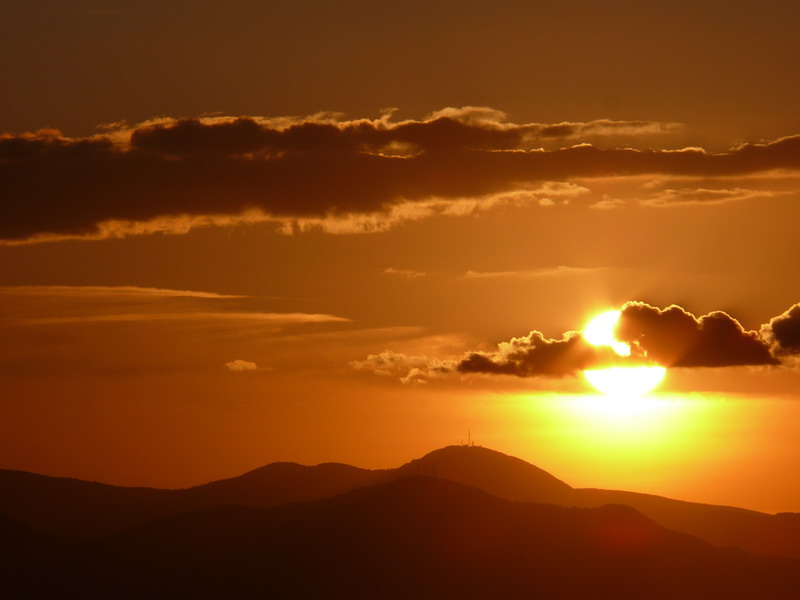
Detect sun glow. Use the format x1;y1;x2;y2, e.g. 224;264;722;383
583;366;666;398
583;310;666;397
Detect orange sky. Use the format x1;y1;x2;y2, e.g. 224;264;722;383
2;0;800;514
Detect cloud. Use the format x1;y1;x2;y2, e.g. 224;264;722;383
7;109;797;244
224;359;259;372
350;350;455;384
0;286;349;334
641;187;778;207
353;330;623;383
455;331;616;378
0;285;244;299
616;302;777;367
538;118;683;139
460;266;597;280
0;284;353;377
383;267;426;279
762;304;800;355
355;301;800;383
276;183;588;235
13;312;349;326
589;195;627;210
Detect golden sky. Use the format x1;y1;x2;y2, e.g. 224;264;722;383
2;0;800;514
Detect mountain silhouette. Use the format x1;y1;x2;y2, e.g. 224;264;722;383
0;461;377;536
2;445;799;560
394;445;573;503
5;477;800;599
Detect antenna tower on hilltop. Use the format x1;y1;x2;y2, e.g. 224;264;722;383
462;426;476;447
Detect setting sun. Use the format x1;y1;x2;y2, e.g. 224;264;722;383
583;310;631;356
583;366;667;398
583;310;666;397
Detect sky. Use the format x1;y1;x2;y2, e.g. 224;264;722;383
2;0;800;513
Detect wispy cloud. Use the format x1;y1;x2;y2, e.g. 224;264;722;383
461;266;599;279
351;350;456;384
275;183;589;235
589;196;627;210
0;285;245;299
640;188;780;207
0;285;349;331
13;312;349;326
383;267;427;279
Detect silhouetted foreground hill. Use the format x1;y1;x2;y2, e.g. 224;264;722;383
2;446;800;559
5;477;800;599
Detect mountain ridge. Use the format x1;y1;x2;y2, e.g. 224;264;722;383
2;444;799;558
4;476;800;599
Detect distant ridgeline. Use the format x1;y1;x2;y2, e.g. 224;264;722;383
1;446;799;599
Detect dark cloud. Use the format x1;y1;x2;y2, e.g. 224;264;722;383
1;110;799;243
455;331;617;378
351;332;619;383
0;129;113;161
130;118;275;157
617;302;777;368
762;304;800;355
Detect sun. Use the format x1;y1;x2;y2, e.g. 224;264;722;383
583;310;630;356
582;310;666;397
